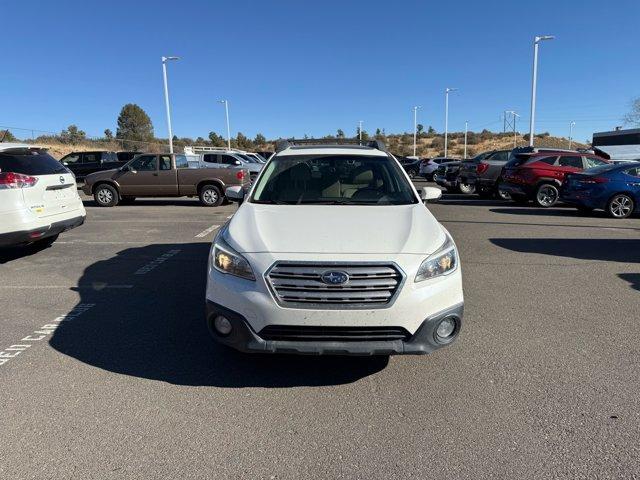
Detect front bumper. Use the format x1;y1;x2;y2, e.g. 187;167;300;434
206;300;464;355
0;215;85;247
434;175;458;188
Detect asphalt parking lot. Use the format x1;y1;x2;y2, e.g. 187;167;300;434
1;184;639;479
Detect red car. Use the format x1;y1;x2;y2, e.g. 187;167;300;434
500;151;609;207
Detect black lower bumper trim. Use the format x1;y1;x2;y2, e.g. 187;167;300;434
0;215;85;247
206;301;464;356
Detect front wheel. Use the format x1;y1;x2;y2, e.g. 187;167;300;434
407;169;418;179
94;184;119;207
534;183;559;208
607;194;634;218
199;184;223;207
459;182;475;195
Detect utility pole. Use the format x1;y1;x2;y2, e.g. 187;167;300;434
506;111;520;147
412;106;421;157
464;121;468;159
358;120;363;142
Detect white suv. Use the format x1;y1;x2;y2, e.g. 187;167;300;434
0;144;86;248
206;140;463;355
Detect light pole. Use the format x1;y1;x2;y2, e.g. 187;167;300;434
463;121;468;159
218;100;231;150
358;120;363;142
528;35;554;147
569;121;576;149
413;106;421;157
161;56;180;153
444;88;457;157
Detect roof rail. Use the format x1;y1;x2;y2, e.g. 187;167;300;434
275;138;386;153
184;145;248;154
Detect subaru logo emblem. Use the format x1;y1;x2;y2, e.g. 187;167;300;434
59;176;65;184
321;271;349;285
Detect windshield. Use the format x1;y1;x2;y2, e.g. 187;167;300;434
250;154;419;205
237;154;256;163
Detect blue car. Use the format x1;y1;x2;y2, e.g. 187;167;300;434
561;162;640;218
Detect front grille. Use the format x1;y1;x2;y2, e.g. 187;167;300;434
266;262;404;309
259;325;410;342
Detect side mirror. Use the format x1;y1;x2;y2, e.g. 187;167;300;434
225;185;245;203
420;186;442;203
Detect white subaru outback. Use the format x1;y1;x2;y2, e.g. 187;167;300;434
206;140;463;355
0;144;86;248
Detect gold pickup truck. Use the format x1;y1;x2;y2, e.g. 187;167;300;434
82;153;250;207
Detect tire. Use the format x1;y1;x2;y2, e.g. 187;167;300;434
199;184;223;207
606;194;634;219
534;183;559;208
407;169;418;179
94;184;119;207
459;182;475;195
511;194;529;204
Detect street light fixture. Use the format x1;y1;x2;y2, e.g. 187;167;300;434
569;121;576;149
444;88;457;157
358;120;364;142
412;106;422;157
161;56;180;154
463;120;468;159
528;35;555;147
218;100;231;150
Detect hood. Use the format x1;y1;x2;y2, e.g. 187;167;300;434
85;168;120;182
225;203;445;255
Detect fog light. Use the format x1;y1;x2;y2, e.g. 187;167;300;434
213;315;233;336
435;317;457;342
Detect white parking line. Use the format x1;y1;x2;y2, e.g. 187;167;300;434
0;303;95;368
134;249;181;275
57;241;152;245
195;225;220;238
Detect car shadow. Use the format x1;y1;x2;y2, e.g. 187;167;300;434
48;242;388;388
0;242;52;264
82;199;205;208
618;273;640;292
490;207;605;218
490;238;640;263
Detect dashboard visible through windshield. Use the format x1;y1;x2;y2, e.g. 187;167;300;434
250;154;419;205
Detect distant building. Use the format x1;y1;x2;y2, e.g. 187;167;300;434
592;128;640;163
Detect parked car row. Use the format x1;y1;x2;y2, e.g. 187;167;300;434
414;147;640;219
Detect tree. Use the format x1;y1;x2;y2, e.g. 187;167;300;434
427;126;436;135
1;129;16;142
104;128;113;140
624;97;640;126
60;125;86;144
116;103;154;150
254;133;266;145
235;132;252;149
208;131;226;147
336;129;345;138
417;124;424;135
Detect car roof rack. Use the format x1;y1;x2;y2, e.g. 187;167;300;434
184;145;250;155
275;138;387;153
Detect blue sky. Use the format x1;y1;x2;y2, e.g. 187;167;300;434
2;0;639;144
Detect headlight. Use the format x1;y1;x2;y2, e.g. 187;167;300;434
415;232;458;282
212;235;255;281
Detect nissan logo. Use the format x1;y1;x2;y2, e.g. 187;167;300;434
321;271;349;285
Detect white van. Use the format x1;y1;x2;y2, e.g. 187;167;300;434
0;144;86;248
